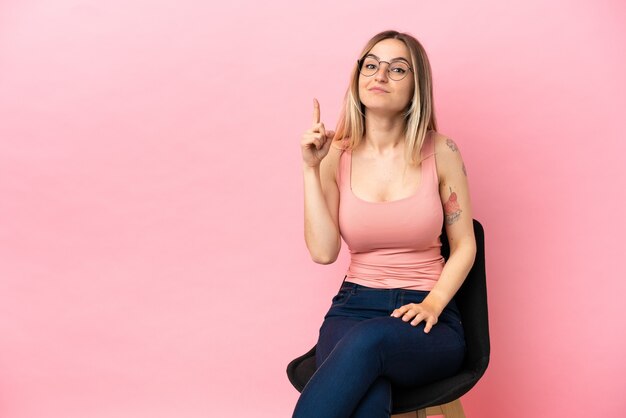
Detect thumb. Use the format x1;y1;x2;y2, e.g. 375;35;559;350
326;130;336;139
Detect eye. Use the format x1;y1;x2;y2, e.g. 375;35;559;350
365;64;377;70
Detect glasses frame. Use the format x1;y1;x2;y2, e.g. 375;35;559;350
357;57;414;81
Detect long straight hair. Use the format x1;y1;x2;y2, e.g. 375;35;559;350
333;30;438;167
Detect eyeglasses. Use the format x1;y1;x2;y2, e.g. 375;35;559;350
357;56;413;81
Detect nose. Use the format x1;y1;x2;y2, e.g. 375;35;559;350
374;62;390;82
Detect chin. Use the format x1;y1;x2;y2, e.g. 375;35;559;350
363;103;405;114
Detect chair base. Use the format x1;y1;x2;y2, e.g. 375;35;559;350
392;399;466;418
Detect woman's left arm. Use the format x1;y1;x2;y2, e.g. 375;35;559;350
391;135;477;332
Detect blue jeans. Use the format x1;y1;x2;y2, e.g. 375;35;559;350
292;276;466;418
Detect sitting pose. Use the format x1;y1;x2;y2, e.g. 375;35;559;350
293;29;477;418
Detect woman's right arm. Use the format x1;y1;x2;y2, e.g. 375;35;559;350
302;152;341;264
301;99;341;264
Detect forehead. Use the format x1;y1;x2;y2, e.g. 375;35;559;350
367;39;410;61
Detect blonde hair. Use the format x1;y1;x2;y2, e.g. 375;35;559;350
333;30;438;167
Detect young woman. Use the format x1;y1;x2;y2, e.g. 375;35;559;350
293;30;477;418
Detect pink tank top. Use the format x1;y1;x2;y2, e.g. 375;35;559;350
337;132;445;291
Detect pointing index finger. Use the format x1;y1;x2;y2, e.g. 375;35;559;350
313;98;320;125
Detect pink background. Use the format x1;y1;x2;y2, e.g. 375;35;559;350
1;1;625;417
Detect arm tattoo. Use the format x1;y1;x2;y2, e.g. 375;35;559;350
446;138;458;152
443;186;462;225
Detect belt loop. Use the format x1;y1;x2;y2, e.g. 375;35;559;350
396;288;404;308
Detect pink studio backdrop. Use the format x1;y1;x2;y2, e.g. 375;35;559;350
1;1;625;417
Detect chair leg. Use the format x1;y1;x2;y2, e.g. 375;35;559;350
425;405;443;416
391;399;464;418
439;399;466;418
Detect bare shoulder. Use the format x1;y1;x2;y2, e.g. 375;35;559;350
432;131;463;157
432;131;466;184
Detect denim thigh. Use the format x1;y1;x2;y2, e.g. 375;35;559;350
316;279;466;369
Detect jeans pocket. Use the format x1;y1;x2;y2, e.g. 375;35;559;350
330;289;351;307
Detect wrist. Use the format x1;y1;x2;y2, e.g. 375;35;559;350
423;291;447;316
302;163;320;173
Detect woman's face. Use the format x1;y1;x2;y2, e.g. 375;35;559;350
358;39;415;115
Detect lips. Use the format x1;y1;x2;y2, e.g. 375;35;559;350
369;87;388;93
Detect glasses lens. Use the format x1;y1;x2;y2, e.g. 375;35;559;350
389;62;410;81
360;57;379;77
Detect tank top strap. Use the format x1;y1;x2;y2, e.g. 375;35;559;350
336;142;349;189
422;131;436;160
420;131;438;190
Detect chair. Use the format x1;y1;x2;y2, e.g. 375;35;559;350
287;219;489;417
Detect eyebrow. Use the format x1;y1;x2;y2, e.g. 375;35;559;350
365;53;410;65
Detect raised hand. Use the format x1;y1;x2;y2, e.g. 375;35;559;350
301;98;335;168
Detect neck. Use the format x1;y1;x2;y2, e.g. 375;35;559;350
362;110;406;155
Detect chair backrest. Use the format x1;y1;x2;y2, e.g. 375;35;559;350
440;219;490;376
